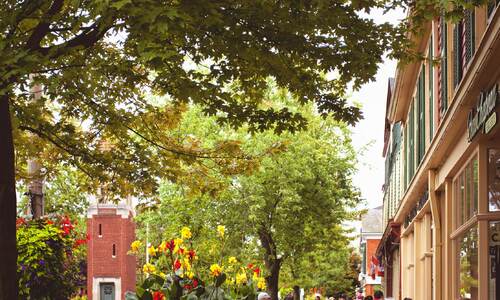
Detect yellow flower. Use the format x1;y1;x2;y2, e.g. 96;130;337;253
148;245;157;257
228;256;238;264
217;225;225;238
158;241;167;252
210;264;223;277
183;257;192;271
130;240;142;253
257;277;266;290
160;272;167;279
186;271;194;279
181;227;192;239
143;263;156;274
173;238;184;254
253;272;259;281
236;272;247;285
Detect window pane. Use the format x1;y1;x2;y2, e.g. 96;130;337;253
458;225;479;300
466;164;471;221
461;173;465;225
489;149;500;211
489;221;500;300
473;158;478;215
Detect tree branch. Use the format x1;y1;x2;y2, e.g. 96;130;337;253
26;0;64;50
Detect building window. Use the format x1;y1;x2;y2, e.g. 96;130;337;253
112;244;116;257
488;149;500;211
99;224;102;237
454;156;479;227
458;225;479;300
490;221;500;300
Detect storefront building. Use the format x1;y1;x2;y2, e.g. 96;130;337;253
377;2;500;299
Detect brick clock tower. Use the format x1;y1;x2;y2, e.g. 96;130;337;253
87;202;136;300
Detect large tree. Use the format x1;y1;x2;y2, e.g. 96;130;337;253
135;100;361;300
226;116;360;300
0;1;403;297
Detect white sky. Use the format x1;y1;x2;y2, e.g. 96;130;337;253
350;8;406;209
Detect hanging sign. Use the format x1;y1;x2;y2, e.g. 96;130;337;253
468;84;498;141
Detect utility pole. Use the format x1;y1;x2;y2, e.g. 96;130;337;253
27;79;44;219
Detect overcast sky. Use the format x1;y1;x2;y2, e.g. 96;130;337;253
350;8;406;209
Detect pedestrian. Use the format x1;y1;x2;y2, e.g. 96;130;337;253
403;298;412;300
373;291;384;300
364;296;373;300
258;292;272;300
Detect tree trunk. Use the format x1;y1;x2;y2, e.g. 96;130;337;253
0;92;19;299
259;227;282;300
293;285;300;300
266;258;281;300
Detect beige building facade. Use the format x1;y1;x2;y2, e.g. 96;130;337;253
377;2;500;299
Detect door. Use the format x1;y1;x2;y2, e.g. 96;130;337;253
100;283;115;300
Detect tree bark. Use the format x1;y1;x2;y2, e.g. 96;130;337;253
293;285;301;300
0;92;18;299
266;258;281;300
259;227;282;300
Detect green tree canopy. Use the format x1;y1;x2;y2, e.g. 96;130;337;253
136;94;362;300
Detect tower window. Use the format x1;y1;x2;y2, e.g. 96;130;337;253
98;224;102;237
112;244;116;257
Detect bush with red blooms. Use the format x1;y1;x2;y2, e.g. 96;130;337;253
17;216;88;299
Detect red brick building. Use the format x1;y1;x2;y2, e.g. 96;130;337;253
87;203;136;300
358;206;383;297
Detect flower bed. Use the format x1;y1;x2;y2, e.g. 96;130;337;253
127;226;266;300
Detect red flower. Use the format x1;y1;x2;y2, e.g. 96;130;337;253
46;220;54;225
247;263;254;269
174;259;182;271
188;250;196;260
74;239;87;248
60;216;74;235
178;247;185;255
86;233;91;241
193;279;199;288
184;284;193;290
153;291;165;300
16;218;26;227
167;239;175;251
253;267;261;276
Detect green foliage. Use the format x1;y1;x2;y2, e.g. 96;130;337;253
16;216;87;299
0;0;409;202
136;90;362;297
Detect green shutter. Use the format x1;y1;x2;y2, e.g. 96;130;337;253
453;23;463;88
404;125;408;189
440;17;448;116
464;9;475;66
429;37;434;138
409;101;415;180
418;67;426;164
